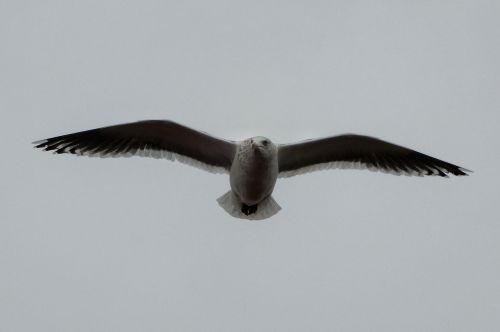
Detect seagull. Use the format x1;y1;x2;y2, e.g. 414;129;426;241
34;120;470;220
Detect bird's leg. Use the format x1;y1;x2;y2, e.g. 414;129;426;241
241;203;258;216
241;204;250;215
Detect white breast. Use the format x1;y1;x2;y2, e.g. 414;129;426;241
229;141;278;205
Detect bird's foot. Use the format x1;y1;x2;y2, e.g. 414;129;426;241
241;203;258;216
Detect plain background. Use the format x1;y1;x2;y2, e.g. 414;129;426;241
1;1;499;331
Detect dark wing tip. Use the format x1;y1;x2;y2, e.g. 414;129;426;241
33;139;47;148
440;165;471;177
456;167;472;176
33;140;54;151
32;135;81;154
32;138;56;150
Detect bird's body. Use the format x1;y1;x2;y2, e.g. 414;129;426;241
230;137;278;206
34;120;470;220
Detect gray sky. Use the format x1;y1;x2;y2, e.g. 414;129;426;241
1;0;499;331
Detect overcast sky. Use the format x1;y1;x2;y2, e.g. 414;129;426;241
1;0;499;331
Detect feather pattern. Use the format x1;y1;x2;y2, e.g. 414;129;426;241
34;120;237;174
278;134;469;178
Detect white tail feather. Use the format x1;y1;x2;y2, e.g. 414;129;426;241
216;191;281;220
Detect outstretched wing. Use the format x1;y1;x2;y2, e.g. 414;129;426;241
34;120;237;173
278;134;470;178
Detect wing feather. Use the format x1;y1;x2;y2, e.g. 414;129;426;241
34;120;237;173
278;134;469;178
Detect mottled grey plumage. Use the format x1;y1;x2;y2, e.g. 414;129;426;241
34;120;470;220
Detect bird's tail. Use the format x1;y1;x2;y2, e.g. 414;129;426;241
216;190;281;220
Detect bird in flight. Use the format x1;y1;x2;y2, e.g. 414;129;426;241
34;120;470;220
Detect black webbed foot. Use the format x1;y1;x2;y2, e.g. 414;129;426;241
241;203;258;216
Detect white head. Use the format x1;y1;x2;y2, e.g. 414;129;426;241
248;136;276;157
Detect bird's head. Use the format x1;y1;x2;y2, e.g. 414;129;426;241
249;136;276;157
